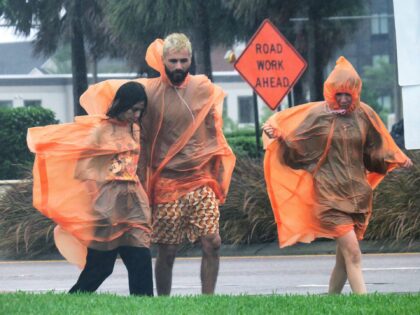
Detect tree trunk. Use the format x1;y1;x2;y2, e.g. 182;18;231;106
193;0;213;81
70;0;88;116
307;4;326;101
292;23;308;105
313;47;325;102
293;80;306;105
92;54;98;83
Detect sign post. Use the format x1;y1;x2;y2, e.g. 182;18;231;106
234;19;307;155
252;91;261;156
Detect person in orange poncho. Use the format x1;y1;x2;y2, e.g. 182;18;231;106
69;33;235;295
262;56;412;294
139;33;235;295
27;82;153;296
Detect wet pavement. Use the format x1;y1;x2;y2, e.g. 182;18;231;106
1;253;419;296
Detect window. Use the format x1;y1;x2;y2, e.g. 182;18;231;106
371;14;388;35
0;100;13;108
378;95;392;111
372;54;389;66
238;96;254;123
24;100;42;107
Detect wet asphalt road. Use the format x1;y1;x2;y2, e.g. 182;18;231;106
1;253;419;296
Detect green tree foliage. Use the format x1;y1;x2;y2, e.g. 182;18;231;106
0;107;57;179
81;1;124;82
104;0;241;78
362;60;396;122
0;0;88;115
41;44;72;74
304;0;364;101
0;0;120;113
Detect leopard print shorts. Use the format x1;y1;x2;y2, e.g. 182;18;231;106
151;186;219;244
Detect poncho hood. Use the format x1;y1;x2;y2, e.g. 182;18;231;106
323;56;362;112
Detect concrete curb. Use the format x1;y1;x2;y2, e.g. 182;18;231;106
175;240;420;258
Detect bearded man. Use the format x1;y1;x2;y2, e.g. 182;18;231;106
137;33;235;295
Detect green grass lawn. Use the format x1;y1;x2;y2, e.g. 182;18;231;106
1;292;419;315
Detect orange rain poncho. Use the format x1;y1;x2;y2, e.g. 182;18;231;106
27;83;151;268
137;39;236;205
264;57;409;248
78;41;235;205
72;40;236;207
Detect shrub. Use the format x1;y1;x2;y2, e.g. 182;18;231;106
220;157;276;244
220;151;420;245
226;136;262;158
0;176;56;258
0;107;57;179
225;129;257;138
225;129;263;158
365;150;420;243
1;152;418;258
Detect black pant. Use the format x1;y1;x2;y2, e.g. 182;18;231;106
69;246;153;296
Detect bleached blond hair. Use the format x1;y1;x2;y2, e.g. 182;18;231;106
163;33;192;57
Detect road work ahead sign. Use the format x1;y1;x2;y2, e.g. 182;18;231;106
234;19;307;110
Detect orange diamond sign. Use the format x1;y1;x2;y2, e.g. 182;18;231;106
234;19;307;110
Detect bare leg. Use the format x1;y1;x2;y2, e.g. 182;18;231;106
336;230;367;294
328;244;347;294
154;244;179;296
200;233;221;294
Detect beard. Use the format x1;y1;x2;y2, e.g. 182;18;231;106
165;66;189;85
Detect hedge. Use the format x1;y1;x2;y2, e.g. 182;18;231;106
225;129;262;158
0;107;57;179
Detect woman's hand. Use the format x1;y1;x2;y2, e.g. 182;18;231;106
262;122;280;139
84;179;98;196
401;157;413;168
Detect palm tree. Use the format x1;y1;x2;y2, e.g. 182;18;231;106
82;1;121;83
304;0;364;101
0;0;116;116
105;0;240;80
67;0;88;114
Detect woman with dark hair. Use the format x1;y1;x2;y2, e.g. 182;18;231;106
28;81;153;296
106;81;148;123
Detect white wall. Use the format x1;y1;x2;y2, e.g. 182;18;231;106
218;81;255;124
217;79;287;127
0;73;287;125
0;84;72;122
393;0;420;150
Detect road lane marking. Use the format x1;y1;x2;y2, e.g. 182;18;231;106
297;284;329;287
363;267;420;271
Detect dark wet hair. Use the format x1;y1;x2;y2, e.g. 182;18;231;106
106;81;147;122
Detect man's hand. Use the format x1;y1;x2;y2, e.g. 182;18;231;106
262;122;280;139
